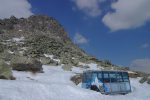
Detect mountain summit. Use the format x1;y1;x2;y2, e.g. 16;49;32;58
0;15;98;72
0;15;89;55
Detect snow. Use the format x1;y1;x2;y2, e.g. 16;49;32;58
0;37;25;46
44;54;60;63
18;29;22;32
12;37;24;42
128;71;138;74
21;47;28;51
88;63;100;70
18;51;23;54
79;62;103;70
78;62;87;66
72;66;84;73
44;54;54;59
72;63;101;73
5;61;10;65
0;64;150;100
7;50;14;54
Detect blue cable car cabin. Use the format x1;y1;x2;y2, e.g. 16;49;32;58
82;70;131;94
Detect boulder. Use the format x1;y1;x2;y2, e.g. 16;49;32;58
40;57;51;65
62;64;72;71
10;56;43;72
71;74;82;85
48;59;59;66
147;78;150;84
0;60;13;79
40;57;59;66
139;76;148;84
128;71;139;78
60;57;70;65
71;59;79;66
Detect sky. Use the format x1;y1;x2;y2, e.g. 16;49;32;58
0;0;150;73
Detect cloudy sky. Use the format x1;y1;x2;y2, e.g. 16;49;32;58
0;0;150;73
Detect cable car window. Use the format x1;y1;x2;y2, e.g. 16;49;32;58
109;73;116;78
122;72;129;82
109;73;117;82
98;72;103;82
122;72;128;79
82;73;86;82
103;78;110;83
104;73;109;78
117;78;123;82
92;73;97;77
86;73;92;82
103;72;110;82
98;73;102;78
116;72;123;82
116;72;122;78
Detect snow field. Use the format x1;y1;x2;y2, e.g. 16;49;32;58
0;64;149;100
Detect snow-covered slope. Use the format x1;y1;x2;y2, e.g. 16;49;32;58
0;65;150;100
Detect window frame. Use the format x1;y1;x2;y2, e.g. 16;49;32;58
109;72;117;83
103;71;110;83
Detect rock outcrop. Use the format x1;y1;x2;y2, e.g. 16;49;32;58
0;60;13;79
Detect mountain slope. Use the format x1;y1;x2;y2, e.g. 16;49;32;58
0;15;92;67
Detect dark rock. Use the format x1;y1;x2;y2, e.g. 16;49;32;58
128;72;139;78
147;78;150;84
0;43;5;53
40;57;51;65
71;74;82;85
139;76;148;84
11;56;43;72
